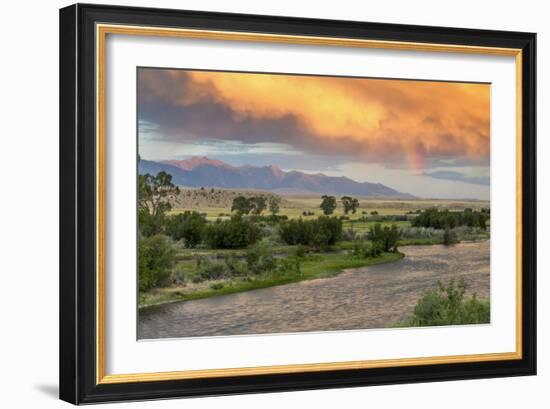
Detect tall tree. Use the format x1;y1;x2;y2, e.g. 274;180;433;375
138;171;179;217
250;196;267;215
341;196;359;215
268;195;281;215
231;196;252;215
320;195;337;215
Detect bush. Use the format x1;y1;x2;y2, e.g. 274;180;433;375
204;216;262;249
194;257;227;282
278;216;342;247
245;243;276;274
246;214;288;224
352;241;383;258
400;227;444;240
221;254;248;277
277;256;302;276
165;211;206;248
368;223;401;252
443;227;459;246
342;228;359;241
293;245;306;258
402;279;490;327
138;209;166;237
138;235;176;291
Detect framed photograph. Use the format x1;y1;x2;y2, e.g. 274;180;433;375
59;3;536;404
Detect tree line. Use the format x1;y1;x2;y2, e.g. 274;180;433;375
411;208;489;229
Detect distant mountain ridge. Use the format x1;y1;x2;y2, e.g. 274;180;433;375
139;156;414;198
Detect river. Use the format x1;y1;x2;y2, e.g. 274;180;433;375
138;241;490;339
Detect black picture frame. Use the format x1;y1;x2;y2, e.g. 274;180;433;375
59;3;536;405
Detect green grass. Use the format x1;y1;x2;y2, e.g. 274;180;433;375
342;219;411;233
139;251;404;308
398;237;444;246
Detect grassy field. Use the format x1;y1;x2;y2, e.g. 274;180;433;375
169;190;489;221
140;189;489;308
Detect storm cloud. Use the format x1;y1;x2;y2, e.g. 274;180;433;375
137;68;490;169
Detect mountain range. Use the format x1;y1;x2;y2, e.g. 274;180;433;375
139;156;414;198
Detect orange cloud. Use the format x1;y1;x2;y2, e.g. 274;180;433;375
143;69;490;169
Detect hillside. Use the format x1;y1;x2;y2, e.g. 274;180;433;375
171;188;288;210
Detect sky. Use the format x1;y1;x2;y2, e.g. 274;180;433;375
137;68;490;200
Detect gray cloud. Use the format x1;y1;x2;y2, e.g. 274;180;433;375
422;170;490;186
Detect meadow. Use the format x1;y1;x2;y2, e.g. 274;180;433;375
140;186;490;309
170;189;489;220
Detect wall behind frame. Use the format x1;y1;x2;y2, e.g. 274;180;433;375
0;0;546;408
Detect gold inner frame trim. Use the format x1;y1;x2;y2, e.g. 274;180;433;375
96;23;523;385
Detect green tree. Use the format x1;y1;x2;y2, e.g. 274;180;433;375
320;195;337;215
231;196;252;215
165;211;206;248
138;171;179;237
138;171;179;217
341;196;359;215
268;195;281;215
139;208;166;237
278;216;342;247
204;216;262;249
411;207;489;229
250;196;267;215
138;235;176;291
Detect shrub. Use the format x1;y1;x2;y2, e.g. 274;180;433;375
293;245;306;258
352;241;383;258
194;257;227;282
342;228;359;241
138;208;166;237
443;227;459;246
165;211;206;248
368;223;401;252
402;279;490;327
204;216;262;249
277;256;302;276
138;235;176;291
400;227;443;240
245;243;276;274
278;216;342;247
223;254;248;277
247;214;288;224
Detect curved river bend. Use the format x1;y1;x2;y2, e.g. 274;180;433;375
138;241;489;339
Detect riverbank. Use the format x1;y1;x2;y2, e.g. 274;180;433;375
138;241;490;339
139;251;404;308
